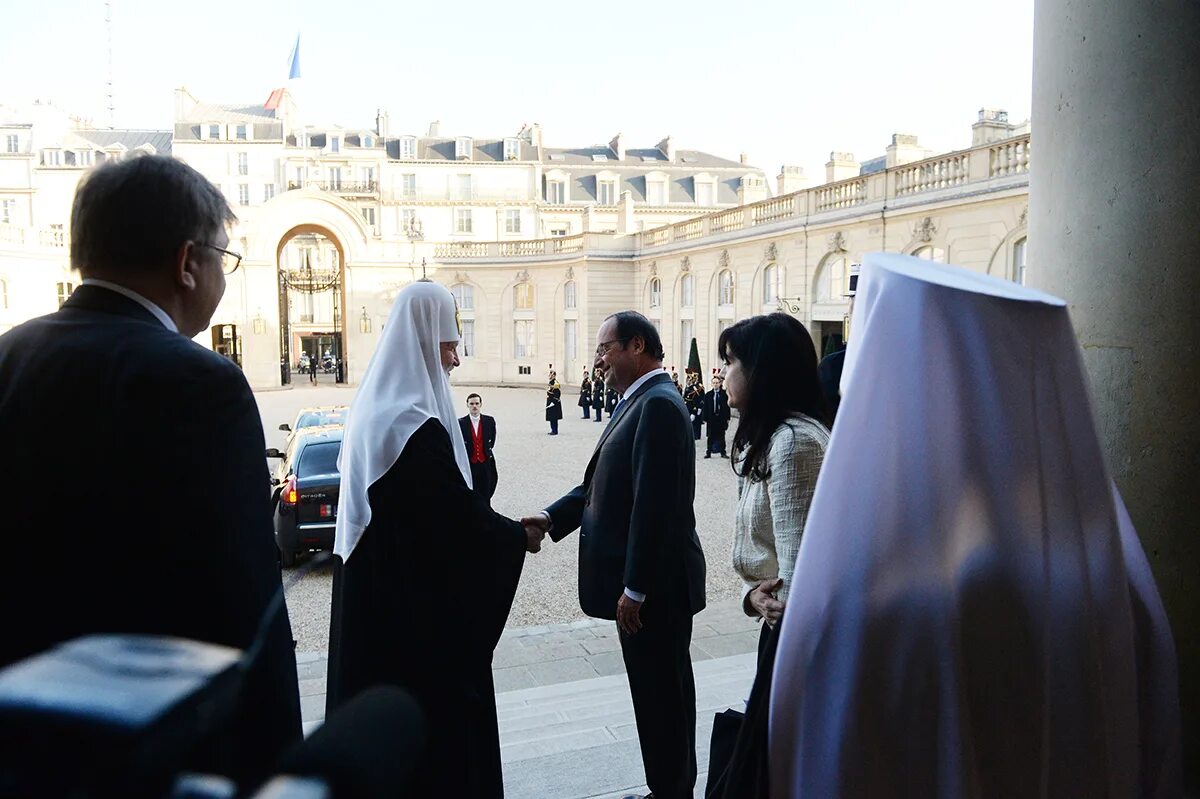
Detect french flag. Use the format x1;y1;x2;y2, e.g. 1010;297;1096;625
265;33;301;109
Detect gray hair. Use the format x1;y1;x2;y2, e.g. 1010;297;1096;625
70;155;236;277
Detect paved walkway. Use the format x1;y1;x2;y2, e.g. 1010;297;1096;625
296;598;762;799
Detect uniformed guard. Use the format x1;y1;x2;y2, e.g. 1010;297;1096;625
579;369;593;419
546;378;563;435
591;368;606;422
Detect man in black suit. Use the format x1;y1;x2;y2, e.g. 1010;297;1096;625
702;375;732;458
458;392;498;503
524;311;706;799
0;156;302;787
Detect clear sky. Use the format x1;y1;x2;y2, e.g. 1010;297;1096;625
1;0;1033;183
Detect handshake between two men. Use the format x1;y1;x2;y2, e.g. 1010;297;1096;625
515;510;646;636
520;512;550;554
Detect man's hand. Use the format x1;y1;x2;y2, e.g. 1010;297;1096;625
616;593;644;635
524;524;545;553
746;578;785;627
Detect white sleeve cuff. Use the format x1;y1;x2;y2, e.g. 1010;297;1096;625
623;588;646;602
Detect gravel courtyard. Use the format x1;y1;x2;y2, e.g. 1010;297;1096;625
255;382;743;652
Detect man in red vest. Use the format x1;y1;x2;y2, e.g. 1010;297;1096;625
458;392;499;503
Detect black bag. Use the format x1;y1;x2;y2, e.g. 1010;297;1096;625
704;622;778;799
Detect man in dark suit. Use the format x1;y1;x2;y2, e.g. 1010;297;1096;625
524;311;706;799
458;392;498;503
702;375;732;458
0;156;302;787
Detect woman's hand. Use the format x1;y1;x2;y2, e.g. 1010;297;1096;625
746;578;785;626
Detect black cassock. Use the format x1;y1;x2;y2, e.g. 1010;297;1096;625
326;418;526;797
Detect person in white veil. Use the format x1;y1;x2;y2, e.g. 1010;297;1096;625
326;281;542;798
769;252;1180;798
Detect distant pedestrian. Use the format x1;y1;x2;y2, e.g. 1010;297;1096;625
702;376;731;458
308;352;318;384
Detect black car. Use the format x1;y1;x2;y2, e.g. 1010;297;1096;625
266;425;343;567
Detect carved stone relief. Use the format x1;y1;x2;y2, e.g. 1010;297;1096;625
680;256;691;273
913;217;937;243
827;231;846;253
765;242;778;261
719;250;730;270
516;269;531;283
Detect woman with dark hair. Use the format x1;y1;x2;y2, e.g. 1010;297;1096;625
705;312;830;798
718;312;829;632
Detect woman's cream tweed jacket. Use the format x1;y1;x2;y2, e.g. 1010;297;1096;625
732;413;830;606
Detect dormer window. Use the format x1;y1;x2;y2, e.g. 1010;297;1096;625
400;136;417;159
455;137;472;160
235;124;248;141
646;180;666;205
77;150;94;167
503;138;519;160
547;179;566;204
208;124;221;140
363;135;374;148
694;176;715;206
597;179;616;206
5;135;18;153
330;136;340;154
42;149;61;167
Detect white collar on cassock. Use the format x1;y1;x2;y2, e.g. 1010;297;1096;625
334;281;470;562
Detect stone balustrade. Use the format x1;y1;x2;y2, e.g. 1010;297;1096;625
674;219;704;242
990;135;1031;177
896;152;971;195
710;208;744;234
429;132;1032;261
0;224;67;249
815;177;868;212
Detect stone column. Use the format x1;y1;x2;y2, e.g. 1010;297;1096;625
1030;0;1200;786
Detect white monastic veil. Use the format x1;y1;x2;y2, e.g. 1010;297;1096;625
770;253;1180;797
334;281;471;562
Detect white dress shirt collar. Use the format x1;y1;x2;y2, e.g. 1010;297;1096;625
620;367;669;401
470;414;481;431
81;278;179;333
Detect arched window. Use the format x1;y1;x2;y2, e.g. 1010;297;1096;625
563;280;577;310
815;255;846;303
718;270;734;306
649;278;662;308
1013;237;1027;285
451;283;473;310
762;264;779;306
912;245;946;262
680;274;694;308
514;282;534;310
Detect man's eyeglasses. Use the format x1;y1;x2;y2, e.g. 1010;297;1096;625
199;242;243;275
594;337;630;359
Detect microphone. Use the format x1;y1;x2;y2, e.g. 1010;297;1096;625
271;687;426;799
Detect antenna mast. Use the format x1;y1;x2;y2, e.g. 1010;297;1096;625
105;1;115;128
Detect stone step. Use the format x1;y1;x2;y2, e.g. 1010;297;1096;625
498;652;756;799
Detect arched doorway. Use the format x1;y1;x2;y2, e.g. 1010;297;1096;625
277;225;348;386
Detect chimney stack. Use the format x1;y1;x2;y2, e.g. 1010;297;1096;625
777;165;808;195
610;132;624;161
656;136;675;163
972;108;1015;146
825;152;859;182
885;134;928;167
427;120;441;137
